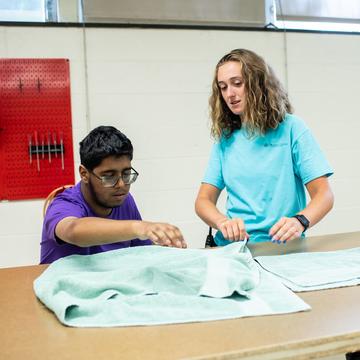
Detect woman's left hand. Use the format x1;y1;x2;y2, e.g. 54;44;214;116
269;217;304;244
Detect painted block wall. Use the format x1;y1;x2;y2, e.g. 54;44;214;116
0;26;359;268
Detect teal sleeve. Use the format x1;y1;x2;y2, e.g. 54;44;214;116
292;129;334;185
203;142;225;190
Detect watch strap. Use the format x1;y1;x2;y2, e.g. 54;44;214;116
292;214;310;232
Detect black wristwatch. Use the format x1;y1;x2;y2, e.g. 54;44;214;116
292;214;310;232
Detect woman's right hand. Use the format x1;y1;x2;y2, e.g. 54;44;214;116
215;217;249;242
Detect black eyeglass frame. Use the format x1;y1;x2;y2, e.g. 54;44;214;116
89;167;139;187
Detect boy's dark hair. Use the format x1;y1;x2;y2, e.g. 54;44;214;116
79;126;133;170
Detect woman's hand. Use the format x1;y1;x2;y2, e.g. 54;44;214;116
216;217;249;242
269;217;304;244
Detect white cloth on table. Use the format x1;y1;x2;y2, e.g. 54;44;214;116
255;247;360;291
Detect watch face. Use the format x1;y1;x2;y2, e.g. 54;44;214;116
302;215;310;226
295;215;309;230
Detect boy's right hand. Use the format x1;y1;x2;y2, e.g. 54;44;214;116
138;221;187;249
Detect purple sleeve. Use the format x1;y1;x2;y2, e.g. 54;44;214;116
43;196;87;244
127;195;153;247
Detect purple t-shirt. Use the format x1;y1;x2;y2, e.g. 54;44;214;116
40;182;152;264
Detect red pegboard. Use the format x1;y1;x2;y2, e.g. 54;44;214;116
0;59;75;200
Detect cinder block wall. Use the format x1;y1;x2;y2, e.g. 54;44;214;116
0;26;359;267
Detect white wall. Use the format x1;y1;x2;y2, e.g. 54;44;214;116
0;26;359;268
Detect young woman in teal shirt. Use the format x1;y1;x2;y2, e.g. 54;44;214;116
195;49;334;245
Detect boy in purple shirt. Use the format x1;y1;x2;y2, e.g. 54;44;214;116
41;126;186;263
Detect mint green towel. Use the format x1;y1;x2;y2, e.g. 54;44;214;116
256;247;360;291
34;242;309;327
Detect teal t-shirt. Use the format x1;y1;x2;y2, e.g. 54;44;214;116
203;114;333;245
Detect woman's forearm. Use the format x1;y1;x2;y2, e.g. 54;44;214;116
195;197;227;229
302;177;334;228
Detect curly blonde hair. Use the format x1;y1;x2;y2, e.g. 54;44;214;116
209;49;293;139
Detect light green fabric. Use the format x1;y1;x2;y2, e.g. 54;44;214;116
34;242;309;327
255;247;360;291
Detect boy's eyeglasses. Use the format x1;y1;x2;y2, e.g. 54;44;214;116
90;167;139;187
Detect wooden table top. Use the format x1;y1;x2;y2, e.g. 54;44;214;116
1;231;359;360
